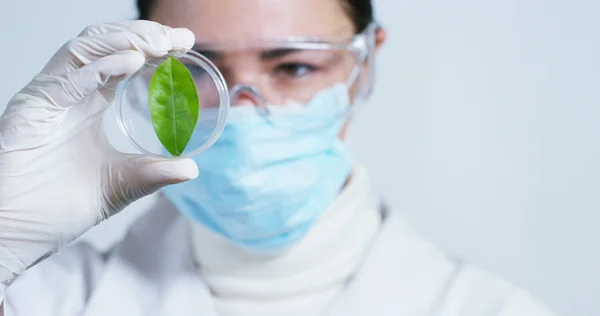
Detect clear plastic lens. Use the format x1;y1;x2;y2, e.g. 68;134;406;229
200;48;361;105
115;50;230;158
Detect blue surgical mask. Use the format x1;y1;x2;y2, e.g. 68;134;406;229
162;83;354;252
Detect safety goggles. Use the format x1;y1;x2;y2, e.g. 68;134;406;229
184;22;380;115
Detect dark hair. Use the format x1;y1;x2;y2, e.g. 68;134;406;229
137;0;374;33
341;0;374;33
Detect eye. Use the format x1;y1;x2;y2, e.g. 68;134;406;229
186;64;209;79
274;63;318;79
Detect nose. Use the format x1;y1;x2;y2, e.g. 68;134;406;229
229;84;270;114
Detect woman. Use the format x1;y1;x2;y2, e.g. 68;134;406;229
0;0;557;315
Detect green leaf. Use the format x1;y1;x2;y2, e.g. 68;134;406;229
148;56;200;157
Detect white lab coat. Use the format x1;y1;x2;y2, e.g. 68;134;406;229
4;195;556;316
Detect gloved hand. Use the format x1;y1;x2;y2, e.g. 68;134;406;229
0;21;199;290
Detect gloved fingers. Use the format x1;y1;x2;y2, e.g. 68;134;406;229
42;25;194;75
101;154;199;217
21;50;146;108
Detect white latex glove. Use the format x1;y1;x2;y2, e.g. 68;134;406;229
0;21;199;291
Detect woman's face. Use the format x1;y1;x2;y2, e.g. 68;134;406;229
150;0;384;137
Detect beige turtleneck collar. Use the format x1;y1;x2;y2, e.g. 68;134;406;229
187;165;382;316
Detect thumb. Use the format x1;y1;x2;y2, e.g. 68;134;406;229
103;154;199;217
136;156;199;187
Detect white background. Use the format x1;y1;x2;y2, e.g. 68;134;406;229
0;0;598;314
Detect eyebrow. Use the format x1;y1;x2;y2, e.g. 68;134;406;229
192;46;301;61
259;48;300;60
192;48;223;61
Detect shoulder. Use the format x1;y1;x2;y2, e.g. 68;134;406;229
436;262;558;316
374;209;558;315
5;242;110;316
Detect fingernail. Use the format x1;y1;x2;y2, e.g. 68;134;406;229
170;28;195;49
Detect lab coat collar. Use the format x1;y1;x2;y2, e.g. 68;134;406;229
326;202;459;316
81;196;457;316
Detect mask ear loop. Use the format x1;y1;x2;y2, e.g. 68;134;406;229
345;59;363;89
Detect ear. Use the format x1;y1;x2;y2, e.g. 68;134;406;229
374;27;387;53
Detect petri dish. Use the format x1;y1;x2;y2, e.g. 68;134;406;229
114;49;230;158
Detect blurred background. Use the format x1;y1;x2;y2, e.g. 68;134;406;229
0;0;598;314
